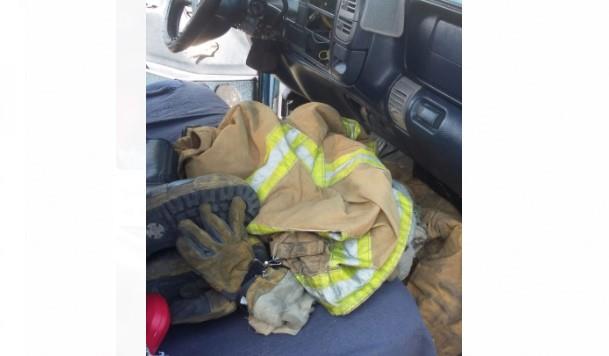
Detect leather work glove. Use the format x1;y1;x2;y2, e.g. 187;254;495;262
146;249;209;301
246;268;315;336
176;197;255;296
170;289;237;324
147;250;238;325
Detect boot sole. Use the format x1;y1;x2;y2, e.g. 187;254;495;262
146;174;259;257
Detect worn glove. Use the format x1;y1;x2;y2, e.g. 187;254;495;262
170;289;237;324
246;268;315;336
146;249;209;302
176;197;255;296
146;249;237;325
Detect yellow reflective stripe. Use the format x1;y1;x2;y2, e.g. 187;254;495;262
328;233;373;269
246;125;284;190
282;124;329;186
302;139;321;175
301;138;318;155
255;124;384;193
326;148;384;172
284;127;317;173
357;233;373;268
311;153;326;186
328;241;351;268
325;148;386;186
246;125;298;202
296;265;375;306
284;127;308;149
263;125;285;161
257;152;297;201
294;266;356;290
341;117;362;140
299;190;414;315
246;222;283;235
318;231;352;241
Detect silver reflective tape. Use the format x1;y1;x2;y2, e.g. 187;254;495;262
248;137;291;190
327;232;342;241
339;239;360;266
325;154;382;182
296;146;315;170
320;268;375;305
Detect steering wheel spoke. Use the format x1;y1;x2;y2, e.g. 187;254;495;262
162;0;245;53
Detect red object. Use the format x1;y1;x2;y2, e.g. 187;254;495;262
147;293;171;355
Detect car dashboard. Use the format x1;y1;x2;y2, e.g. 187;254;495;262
249;0;462;200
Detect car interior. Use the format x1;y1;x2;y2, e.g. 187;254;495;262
147;0;462;354
160;0;462;208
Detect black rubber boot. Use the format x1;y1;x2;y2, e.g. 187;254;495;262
146;174;260;257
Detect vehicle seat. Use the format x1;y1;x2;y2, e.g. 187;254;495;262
160;280;436;356
146;79;228;143
146;79;437;356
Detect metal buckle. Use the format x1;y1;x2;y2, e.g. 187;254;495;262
263;256;283;268
259;256;283;277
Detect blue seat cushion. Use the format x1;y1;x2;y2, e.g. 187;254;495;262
146;79;228;143
159;280;436;356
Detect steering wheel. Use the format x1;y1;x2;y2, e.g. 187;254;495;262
162;0;246;53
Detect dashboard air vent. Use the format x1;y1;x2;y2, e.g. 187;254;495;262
335;17;355;42
338;18;353;36
344;0;356;14
338;0;358;20
388;77;421;134
388;89;407;115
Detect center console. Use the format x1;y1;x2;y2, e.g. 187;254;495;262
237;0;461;200
283;0;371;84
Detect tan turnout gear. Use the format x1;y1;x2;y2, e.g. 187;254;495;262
407;209;462;356
175;101;416;315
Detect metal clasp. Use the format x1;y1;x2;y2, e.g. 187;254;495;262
263;256;283;268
